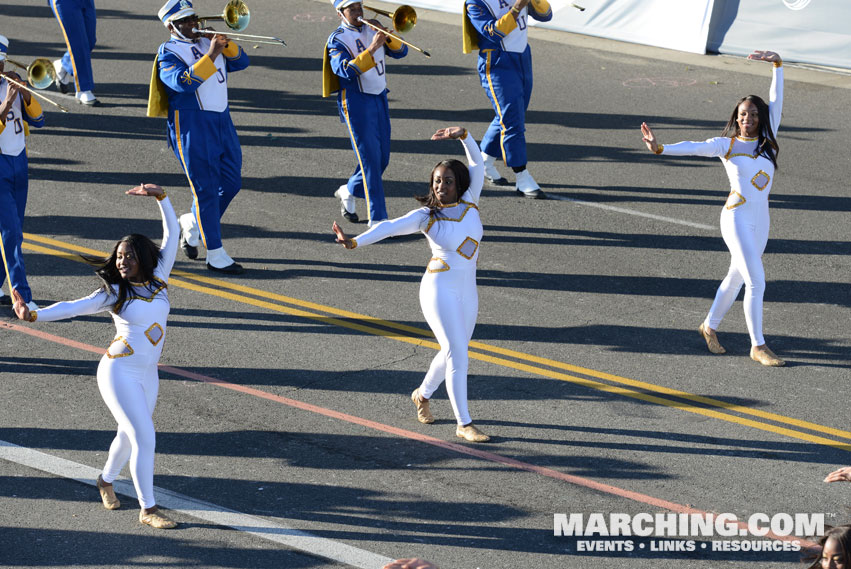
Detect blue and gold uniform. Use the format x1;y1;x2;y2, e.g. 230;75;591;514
463;0;551;172
0;36;45;305
323;0;407;225
150;0;249;270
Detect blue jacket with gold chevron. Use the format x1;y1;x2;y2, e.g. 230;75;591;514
324;20;407;97
156;36;249;113
464;0;552;54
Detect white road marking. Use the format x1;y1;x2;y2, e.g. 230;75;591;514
0;439;393;569
548;193;717;231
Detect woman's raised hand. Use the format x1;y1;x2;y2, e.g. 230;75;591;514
11;289;30;322
431;127;466;141
824;466;851;483
748;50;781;64
332;221;355;249
126;183;165;198
641;122;659;153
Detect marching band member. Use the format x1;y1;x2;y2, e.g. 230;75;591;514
48;0;99;105
332;127;491;443
463;0;552;198
323;0;408;226
149;0;249;274
13;183;179;529
641;51;785;367
0;35;44;310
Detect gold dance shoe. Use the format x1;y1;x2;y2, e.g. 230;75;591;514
411;389;434;424
698;322;726;354
750;345;785;367
139;508;178;529
456;423;491;443
96;475;120;510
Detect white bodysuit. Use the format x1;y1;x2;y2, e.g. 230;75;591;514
661;66;783;346
32;197;178;508
352;135;484;425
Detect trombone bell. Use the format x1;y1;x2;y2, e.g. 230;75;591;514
391;5;416;34
6;58;57;90
363;4;417;34
200;0;250;32
27;59;56;90
223;0;249;32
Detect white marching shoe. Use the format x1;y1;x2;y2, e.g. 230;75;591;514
76;90;99;106
514;169;545;199
206;247;244;275
482;153;507;185
334;185;358;222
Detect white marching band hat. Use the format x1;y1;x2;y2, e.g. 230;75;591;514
332;0;361;11
158;0;196;27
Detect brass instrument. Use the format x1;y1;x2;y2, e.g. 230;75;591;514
3;58;69;112
357;17;430;58
363;4;417;34
198;0;250;32
6;58;56;90
196;0;285;46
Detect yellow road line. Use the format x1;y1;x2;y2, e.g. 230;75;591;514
22;233;851;450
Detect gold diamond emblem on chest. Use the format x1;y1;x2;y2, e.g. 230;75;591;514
145;323;164;346
456;237;479;259
751;170;770;190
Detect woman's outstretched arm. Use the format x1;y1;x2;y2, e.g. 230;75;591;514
641;122;728;158
332;207;428;249
13;288;111;323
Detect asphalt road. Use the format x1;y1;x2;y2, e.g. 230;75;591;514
1;1;850;568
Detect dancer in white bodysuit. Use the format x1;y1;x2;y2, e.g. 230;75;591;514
332;126;491;442
641;50;785;367
13;183;180;527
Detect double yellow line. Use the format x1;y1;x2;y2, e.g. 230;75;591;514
22;232;851;453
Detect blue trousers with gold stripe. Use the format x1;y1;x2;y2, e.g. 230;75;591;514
477;46;533;168
167;109;242;251
338;88;390;224
49;0;97;93
0;152;32;303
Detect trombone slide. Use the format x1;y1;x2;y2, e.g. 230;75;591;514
192;28;286;46
357;18;430;58
1;74;69;113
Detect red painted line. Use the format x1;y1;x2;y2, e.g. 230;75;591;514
2;321;104;355
1;321;818;547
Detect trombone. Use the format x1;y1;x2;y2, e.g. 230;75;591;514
196;0;286;46
357;17;430;58
3;58;69;113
